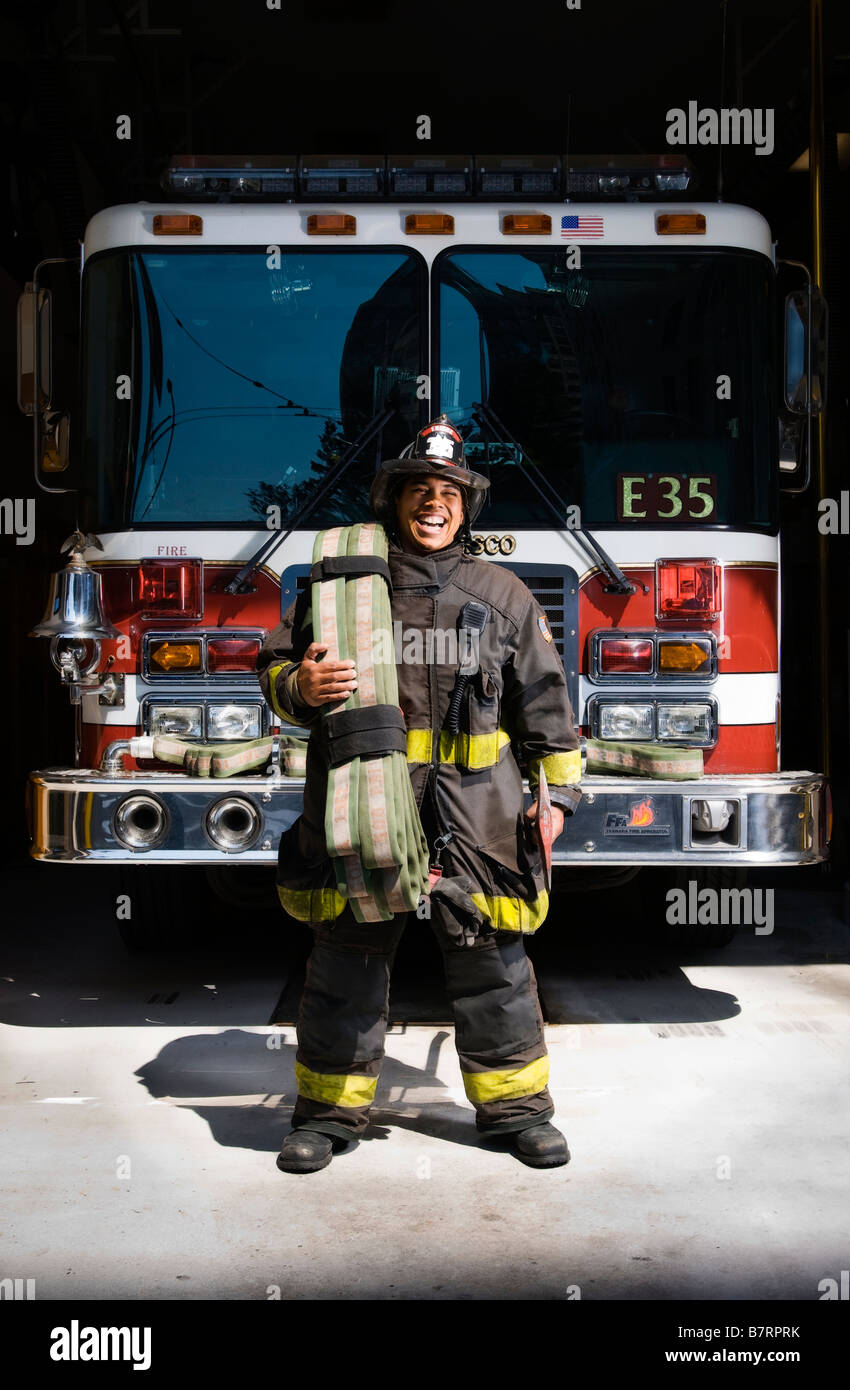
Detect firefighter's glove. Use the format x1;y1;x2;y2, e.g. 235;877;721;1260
428;874;487;947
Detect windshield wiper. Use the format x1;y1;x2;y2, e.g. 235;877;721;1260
225;405;396;595
472;403;645;596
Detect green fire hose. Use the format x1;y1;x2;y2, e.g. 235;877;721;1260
311;522;431;922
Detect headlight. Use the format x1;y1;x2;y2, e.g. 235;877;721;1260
149;705;204;737
598;702;654;740
207;704;262;739
656;702;714;742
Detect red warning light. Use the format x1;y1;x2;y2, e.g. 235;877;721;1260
138;559;203;619
656;559;721;623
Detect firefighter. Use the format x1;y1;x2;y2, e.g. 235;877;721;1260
257;415;582;1173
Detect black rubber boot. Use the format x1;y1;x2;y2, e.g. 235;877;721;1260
511;1122;571;1169
276;1129;341;1174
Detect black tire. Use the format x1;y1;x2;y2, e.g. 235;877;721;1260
114;864;215;952
205;864;279;914
639;865;749;948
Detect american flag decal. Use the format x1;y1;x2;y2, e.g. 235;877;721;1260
561;214;604;239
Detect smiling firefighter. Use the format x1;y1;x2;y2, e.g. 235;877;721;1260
257;415;582;1172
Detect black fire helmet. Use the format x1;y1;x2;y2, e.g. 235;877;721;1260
369;415;490;525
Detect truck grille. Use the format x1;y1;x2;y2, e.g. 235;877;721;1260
506;566;578;715
515;574;566;656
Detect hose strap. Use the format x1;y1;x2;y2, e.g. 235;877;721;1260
323;704;407;766
310;555;392;586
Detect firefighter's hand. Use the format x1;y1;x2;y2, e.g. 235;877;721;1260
295;643;358;707
526;800;565;842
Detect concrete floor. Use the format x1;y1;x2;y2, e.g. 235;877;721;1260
0;863;848;1301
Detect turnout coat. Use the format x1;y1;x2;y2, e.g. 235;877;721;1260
256;536;582;933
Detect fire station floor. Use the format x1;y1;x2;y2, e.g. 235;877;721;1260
0;859;848;1301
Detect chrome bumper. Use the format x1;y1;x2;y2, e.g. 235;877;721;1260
28;768;828;866
557;772;828;865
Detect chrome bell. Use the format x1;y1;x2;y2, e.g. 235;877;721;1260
30;531;121;640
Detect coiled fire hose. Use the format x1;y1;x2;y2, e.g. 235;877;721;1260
311;522;431;923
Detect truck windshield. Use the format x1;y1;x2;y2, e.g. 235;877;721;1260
80;247;425;528
435;247;777;530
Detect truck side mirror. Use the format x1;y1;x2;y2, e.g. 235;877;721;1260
778;415;803;473
17;283;52;415
18;256;80;490
784;286;827;414
779;281;827;493
42;410;72;473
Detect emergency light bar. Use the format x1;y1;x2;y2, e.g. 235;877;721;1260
300;155;384;196
167;155;297;197
565;154;695;199
389;154;472;197
161;153;696;202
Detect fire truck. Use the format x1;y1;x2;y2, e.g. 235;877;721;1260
18;154;829;949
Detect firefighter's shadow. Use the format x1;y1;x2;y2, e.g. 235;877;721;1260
134;1027;479;1153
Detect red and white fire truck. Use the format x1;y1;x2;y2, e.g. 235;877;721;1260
18;154;829;946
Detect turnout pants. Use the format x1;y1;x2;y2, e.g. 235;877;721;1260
290;902;554;1142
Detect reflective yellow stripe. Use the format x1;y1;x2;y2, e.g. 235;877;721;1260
266;662;290;717
440;728;511;769
470;890;550;934
406;728;511;769
406;729;433;763
294;1062;377;1108
529;750;582;787
461;1054;550;1105
277;886;348;921
267;662;310;727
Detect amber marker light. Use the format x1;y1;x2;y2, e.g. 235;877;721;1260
655;213;706;235
306;214;356;235
152;214;203;235
658;639;712;673
148;640;202;672
404;213;455;234
502;213;552;235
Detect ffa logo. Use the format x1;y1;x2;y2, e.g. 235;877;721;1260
537;614;553;643
605;798;671;836
628;799;654;827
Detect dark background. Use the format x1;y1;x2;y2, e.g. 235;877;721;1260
1;0;848;874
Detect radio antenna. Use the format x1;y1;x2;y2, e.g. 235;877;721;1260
564;94;571;200
717;0;729;200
